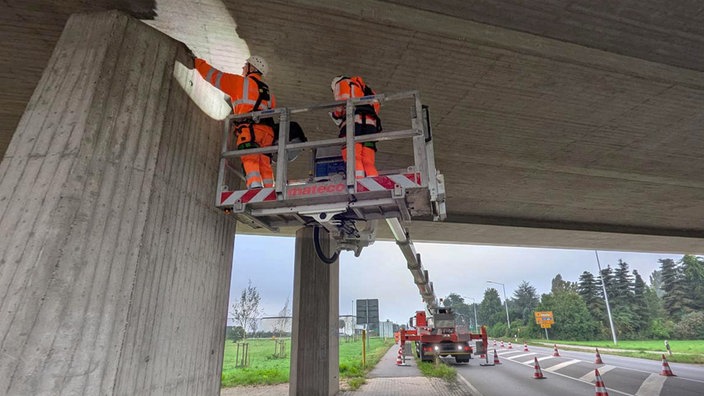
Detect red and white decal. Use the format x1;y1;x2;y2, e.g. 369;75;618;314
220;188;276;205
356;173;421;192
220;173;422;206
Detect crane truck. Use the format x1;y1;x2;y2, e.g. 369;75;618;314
405;307;488;363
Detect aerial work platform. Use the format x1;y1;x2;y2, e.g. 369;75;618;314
216;91;446;237
217;90;448;266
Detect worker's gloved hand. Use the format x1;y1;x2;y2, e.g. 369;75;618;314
329;112;343;127
178;43;196;69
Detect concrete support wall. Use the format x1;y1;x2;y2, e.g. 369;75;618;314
0;11;235;396
290;227;339;396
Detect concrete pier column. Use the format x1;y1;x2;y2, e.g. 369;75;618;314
290;226;340;396
0;11;235;396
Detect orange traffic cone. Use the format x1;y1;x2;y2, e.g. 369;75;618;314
396;348;403;365
533;357;546;379
660;354;676;376
552;344;561;357
595;348;604;364
523;342;529;352
508;342;513;349
594;369;609;396
493;349;501;365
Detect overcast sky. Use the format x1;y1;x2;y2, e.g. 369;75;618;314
229;234;687;326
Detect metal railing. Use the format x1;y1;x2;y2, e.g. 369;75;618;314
216;90;441;206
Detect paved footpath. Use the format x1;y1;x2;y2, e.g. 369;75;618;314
221;343;478;396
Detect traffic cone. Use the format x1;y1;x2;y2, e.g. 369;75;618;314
396;347;403;366
493;349;501;365
660;354;676;376
500;340;505;348
595;348;603;364
493;339;497;346
523;342;529;352
552;344;560;357
594;369;609;396
533;357;545;379
508;342;513;349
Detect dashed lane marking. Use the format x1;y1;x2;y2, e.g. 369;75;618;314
505;353;536;360
580;365;616;382
544;359;581;372
635;373;667;396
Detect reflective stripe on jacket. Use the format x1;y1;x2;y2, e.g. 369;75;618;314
332;76;380;120
195;58;277;114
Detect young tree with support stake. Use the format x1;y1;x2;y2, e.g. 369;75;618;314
231;279;262;339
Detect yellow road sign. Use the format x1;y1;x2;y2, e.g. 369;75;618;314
534;311;554;325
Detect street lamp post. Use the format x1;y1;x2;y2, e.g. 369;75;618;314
487;281;511;329
469;297;479;333
595;251;618;345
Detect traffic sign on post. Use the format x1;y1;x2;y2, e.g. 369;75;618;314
534;311;554;325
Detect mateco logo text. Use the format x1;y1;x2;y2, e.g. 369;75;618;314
288;182;346;197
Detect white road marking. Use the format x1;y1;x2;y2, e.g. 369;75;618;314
506;352;536;360
635;373;667;396
545;359;581;372
502;356;635;396
580;365;616;382
521;356;554;365
499;350;528;355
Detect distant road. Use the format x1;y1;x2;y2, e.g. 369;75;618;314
453;343;704;396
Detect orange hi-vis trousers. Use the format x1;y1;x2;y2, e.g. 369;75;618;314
342;143;378;179
237;123;274;188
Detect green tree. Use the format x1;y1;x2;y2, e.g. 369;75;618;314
611;260;637;338
551;274;577;293
537;290;598;340
649;269;664;298
577;271;604;323
612;259;634;305
442;293;473;328
599;266;616;302
631;270;649;334
511;281;539;325
227;326;246;342
230;279;262;339
479;288;503;327
660;258;686;320
672;311;704;339
679;254;704;313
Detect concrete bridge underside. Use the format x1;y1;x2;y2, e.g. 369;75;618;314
2;0;704;252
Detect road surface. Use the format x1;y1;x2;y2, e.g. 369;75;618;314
451;343;704;396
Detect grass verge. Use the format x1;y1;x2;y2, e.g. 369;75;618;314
221;337;394;388
416;358;457;382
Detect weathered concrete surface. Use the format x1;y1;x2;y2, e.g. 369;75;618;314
0;11;235;395
290;227;339;396
1;0;704;251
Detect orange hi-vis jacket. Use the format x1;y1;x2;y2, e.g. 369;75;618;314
195;58;276;115
332;76;380;125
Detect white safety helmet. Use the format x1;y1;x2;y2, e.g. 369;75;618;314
246;55;269;76
331;75;346;91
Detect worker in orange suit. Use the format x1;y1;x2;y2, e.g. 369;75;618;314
330;76;381;179
194;55;277;189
